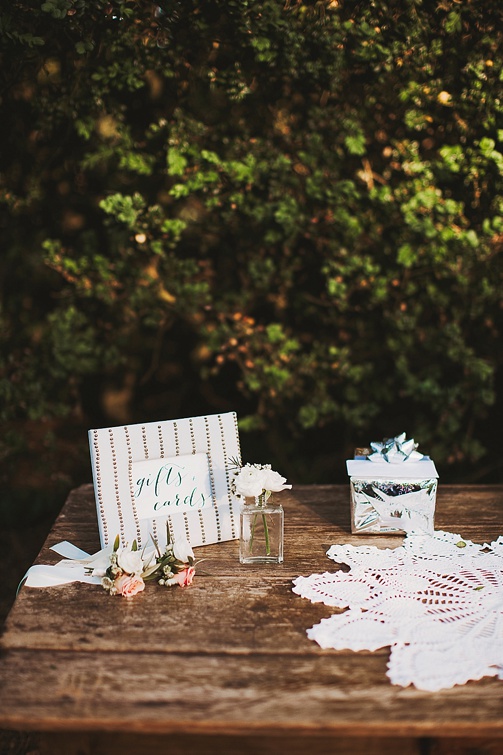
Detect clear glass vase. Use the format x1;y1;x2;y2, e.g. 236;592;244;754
239;494;284;564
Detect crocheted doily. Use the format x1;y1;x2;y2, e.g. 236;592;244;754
292;530;503;691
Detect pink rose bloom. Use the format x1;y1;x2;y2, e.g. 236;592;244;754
171;566;196;588
115;574;145;598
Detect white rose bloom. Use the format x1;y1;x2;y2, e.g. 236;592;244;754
261;468;292;493
172;537;194;563
234;465;268;498
117;548;144;575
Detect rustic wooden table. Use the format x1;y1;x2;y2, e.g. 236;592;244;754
1;484;502;755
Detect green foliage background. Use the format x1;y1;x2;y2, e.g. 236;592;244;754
1;0;502;518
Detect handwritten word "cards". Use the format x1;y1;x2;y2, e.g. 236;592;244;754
132;453;212;521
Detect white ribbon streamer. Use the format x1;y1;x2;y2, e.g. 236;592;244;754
21;542;114;589
22;564;101;588
50;540;92;560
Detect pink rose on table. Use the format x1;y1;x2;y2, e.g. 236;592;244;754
171;566;196;587
115;574;145;598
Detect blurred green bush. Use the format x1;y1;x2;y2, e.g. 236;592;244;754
1;0;502;514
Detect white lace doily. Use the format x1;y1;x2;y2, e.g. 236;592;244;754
293;530;503;691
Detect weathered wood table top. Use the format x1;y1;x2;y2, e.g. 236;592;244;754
1;484;503;755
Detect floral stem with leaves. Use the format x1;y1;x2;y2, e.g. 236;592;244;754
249;493;271;555
96;525;198;597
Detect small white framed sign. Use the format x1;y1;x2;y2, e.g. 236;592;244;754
133;453;212;520
88;412;241;550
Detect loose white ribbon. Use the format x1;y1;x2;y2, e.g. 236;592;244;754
21;541;114;589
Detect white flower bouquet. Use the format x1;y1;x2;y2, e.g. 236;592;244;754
231;460;291;563
232;462;292;503
97;529;197;597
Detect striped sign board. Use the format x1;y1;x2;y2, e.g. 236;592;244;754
88;412;242;550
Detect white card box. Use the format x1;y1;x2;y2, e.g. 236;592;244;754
88;412;241;550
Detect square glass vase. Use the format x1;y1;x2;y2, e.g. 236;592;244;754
239;498;284;564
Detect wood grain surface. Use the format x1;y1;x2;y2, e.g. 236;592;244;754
1;484;502;753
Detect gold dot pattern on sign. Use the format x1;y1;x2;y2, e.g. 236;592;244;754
171;423;182;542
109;429;125;542
182;511;191;543
166;516;175;544
190;418;207;543
158;425;165;458
141;426;149;459
173;421;180;455
151;516;159;544
149;424;168;545
219;413;236;539
205;416;220;542
197;509;206;543
140;425;160;542
124;425;142;547
93;430;108;544
189;418;197;454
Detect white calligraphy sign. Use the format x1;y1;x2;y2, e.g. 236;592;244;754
89;412;241;550
132;453;212;521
